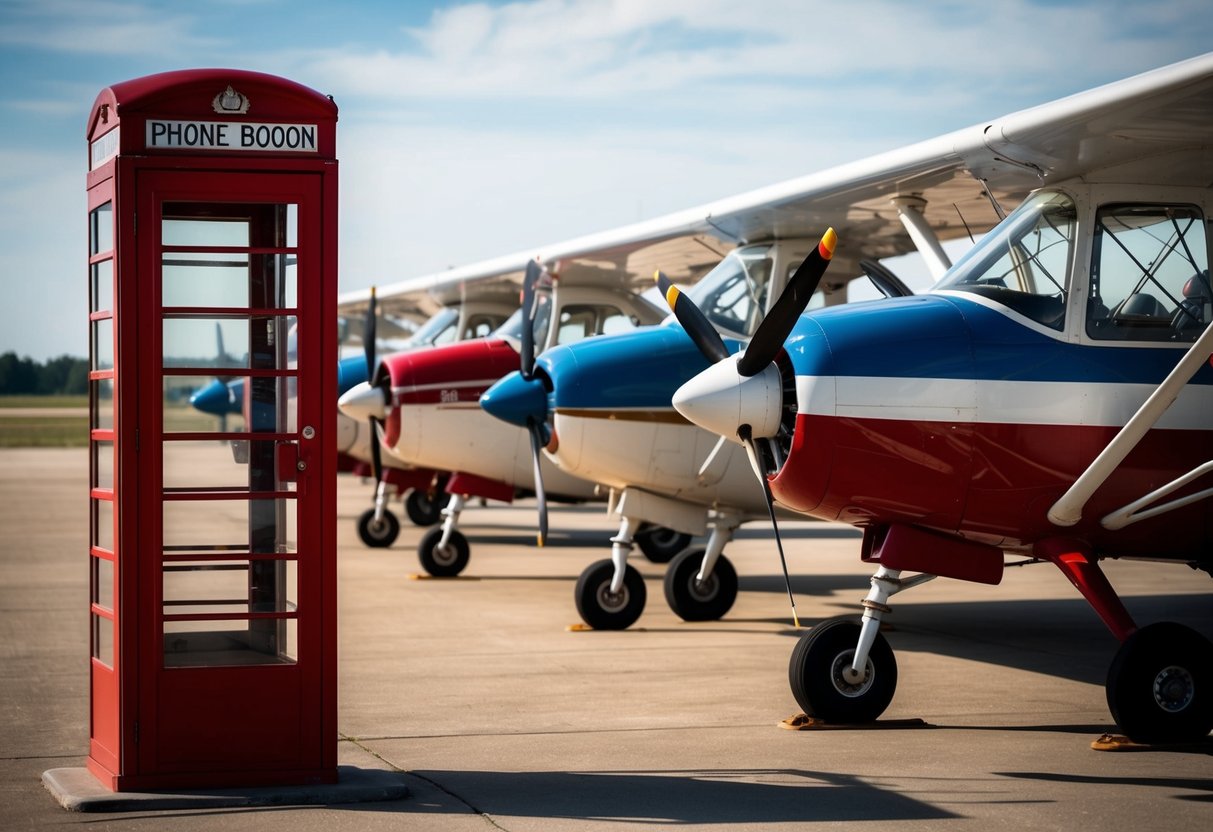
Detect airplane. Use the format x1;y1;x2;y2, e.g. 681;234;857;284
190;292;514;539
655;53;1213;744
480;245;920;629
339;263;690;576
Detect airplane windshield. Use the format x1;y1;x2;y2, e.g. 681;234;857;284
683;245;774;338
403;307;459;347
933;190;1075;330
493;290;553;347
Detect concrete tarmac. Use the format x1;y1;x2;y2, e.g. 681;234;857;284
2;447;1211;830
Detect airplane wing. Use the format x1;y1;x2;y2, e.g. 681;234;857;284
342;52;1213;312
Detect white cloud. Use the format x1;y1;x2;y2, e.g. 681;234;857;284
0;0;215;57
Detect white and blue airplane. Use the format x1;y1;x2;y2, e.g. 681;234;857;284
656;54;1213;745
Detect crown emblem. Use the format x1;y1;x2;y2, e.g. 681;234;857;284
212;85;250;114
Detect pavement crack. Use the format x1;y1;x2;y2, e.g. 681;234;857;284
342;734;511;831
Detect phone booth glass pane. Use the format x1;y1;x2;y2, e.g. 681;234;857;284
91;259;113;313
158;202;301;670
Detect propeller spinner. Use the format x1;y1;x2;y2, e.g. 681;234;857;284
659;228;837;626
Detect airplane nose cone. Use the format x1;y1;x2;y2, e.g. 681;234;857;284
480;372;548;428
672;356;783;441
338;381;387;422
190;379;235;416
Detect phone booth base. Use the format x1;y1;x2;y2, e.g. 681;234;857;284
84;69;338;791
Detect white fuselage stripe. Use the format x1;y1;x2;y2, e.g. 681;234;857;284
392;378;501;396
795;375;1213;429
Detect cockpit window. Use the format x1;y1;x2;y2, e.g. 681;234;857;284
935;190;1074;330
684;245;774;337
1086;204;1209;343
493;290;553;346
405;307;459;347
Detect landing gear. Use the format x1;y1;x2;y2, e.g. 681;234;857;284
416;493;470;576
574;558;647;630
635;525;691;564
786;564;933;725
663;548;738;622
357;468;400;548
357;508;400;548
789;617;897;723
404;488;449;526
1106;622;1213;744
417;527;469;577
573;514;739;629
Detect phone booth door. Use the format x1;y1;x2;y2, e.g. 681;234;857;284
134;169;327;778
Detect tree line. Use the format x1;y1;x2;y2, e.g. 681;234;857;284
0;352;89;395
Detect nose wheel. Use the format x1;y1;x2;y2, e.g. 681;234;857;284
788;616;898;724
663;548;737;622
1106;621;1213;744
417;527;470;577
574;559;647;630
357;508;400;548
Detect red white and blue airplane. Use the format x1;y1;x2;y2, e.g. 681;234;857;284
657;54;1213;744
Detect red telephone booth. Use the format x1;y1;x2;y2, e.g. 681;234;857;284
84;69;338;790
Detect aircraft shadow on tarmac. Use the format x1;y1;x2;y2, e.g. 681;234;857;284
357;768;963;823
736;590;1213;688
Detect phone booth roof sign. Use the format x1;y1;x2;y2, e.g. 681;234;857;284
87;68;337;167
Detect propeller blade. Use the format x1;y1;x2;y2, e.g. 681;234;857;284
860;258;914;299
520;261;542;380
739;425;800;628
364;286;378;381
655;270;730;364
527;418;549;546
736;228;836;377
368;416;384;485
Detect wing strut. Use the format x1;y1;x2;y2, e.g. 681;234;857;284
1048;319;1213;528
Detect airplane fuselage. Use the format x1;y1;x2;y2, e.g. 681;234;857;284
769;293;1213;561
381;337;599;500
537;324;769;512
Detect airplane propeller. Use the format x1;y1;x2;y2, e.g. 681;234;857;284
362;287;389;489
658;228;838;627
519;260;549;546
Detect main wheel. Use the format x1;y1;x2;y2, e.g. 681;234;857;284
574;559;646;630
417;528;470;577
1106;621;1213;744
788;616;897;724
405;489;448;526
663;549;737;622
357;508;400;548
635;525;692;564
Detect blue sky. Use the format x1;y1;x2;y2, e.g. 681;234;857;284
2;0;1211;360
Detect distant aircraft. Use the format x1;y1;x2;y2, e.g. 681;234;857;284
662;54;1213;744
339;265;677;575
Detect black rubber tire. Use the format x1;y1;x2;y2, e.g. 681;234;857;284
357;508;400;548
417;528;470;577
663;549;737;622
574;559;647;630
404;489;448;527
788;616;897;724
1106;621;1213;744
635;526;692;564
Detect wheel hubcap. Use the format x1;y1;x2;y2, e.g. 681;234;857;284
689;575;718;602
432;544;456;566
830;650;874;698
1153;665;1195;713
596;582;629;613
